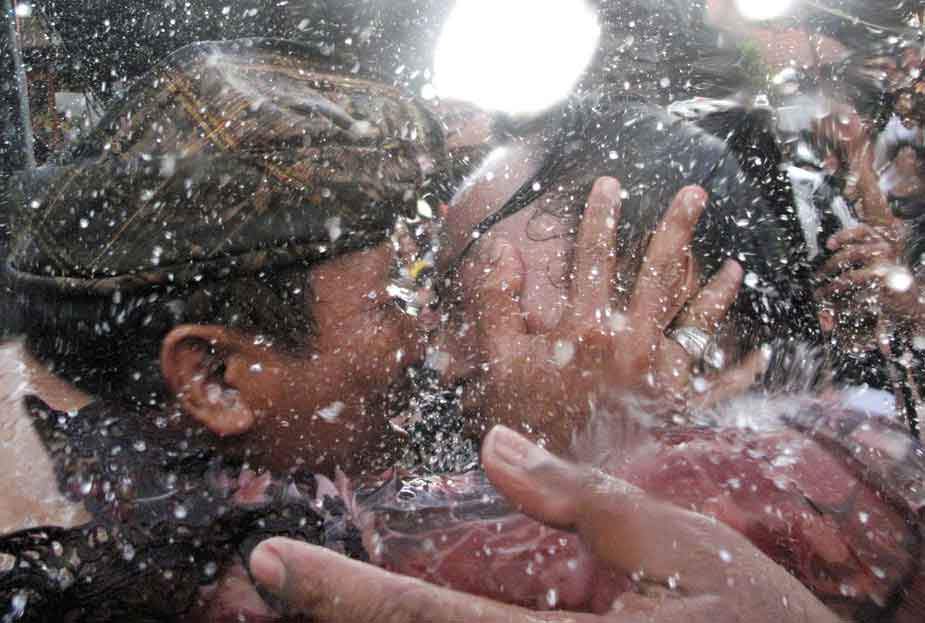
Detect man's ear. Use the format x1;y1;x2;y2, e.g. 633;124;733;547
160;325;258;437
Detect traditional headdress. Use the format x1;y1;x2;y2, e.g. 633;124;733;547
5;38;448;295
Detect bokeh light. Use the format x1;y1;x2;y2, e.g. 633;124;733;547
735;0;796;21
433;0;600;115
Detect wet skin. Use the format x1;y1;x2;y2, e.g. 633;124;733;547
438;148;767;450
813;111;925;346
161;241;428;474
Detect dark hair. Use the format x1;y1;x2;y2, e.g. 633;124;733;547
16;265;315;407
586;0;757;102
477;93;816;353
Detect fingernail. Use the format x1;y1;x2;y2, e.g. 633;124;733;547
721;259;744;282
681;186;707;215
484;425;551;472
250;542;287;593
596;177;620;202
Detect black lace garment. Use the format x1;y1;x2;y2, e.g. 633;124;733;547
0;397;366;622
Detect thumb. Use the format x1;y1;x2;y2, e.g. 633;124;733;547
481;425;640;532
249;538;554;622
481;426;752;593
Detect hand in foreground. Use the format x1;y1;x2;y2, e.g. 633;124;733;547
249;426;839;623
467;178;766;448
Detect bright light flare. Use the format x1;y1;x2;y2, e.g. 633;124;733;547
734;0;796;21
433;0;600;115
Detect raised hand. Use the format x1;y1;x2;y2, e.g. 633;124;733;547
466;179;765;449
817;224;925;334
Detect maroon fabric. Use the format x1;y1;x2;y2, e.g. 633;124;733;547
354;408;924;620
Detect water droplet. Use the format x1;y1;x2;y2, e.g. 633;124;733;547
174;504;188;520
425;350;451;374
11;592;27;616
133;440;147;452
325;216;342;242
417;199;434;219
744;272;759;288
608;312;628;333
249;363;263;373
718;549;732;563
553;340;576;368
79;218;89;229
858;511;869;524
79;477;94;495
203;561;218;577
886;267;913;293
546;588;558;607
317;401;345;422
608;150;619;160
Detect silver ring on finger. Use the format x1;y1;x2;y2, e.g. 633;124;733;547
668;326;725;372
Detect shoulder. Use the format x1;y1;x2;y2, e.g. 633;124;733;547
0;340;90;532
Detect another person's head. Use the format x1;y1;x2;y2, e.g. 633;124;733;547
5;39;450;473
438;95;814;375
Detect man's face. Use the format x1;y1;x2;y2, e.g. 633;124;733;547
216;242;427;472
439;144;573;337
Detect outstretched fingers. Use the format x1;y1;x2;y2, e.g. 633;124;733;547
627;186;707;350
474;237;529;344
819;240;895;275
673;259;744;334
825;224;882;252
814;266;881;301
568;177;622;326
